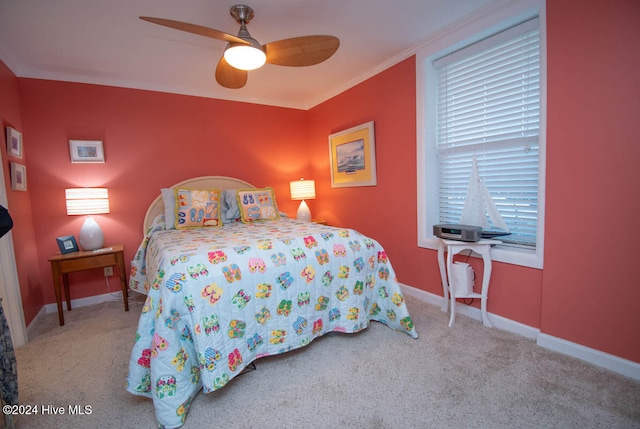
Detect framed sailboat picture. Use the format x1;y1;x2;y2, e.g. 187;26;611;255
328;121;377;188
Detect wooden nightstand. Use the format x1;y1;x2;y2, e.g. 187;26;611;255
48;244;128;326
311;218;328;225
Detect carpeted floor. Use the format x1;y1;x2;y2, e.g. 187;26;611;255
10;294;640;429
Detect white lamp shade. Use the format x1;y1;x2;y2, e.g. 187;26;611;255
65;187;109;250
290;179;316;200
65;188;110;215
79;216;104;250
224;45;266;70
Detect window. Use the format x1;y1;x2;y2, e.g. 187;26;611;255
417;5;546;269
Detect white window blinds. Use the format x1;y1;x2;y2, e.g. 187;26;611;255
434;18;540;246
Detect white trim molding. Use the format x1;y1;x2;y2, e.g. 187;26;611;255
416;0;546;270
43;291;124;315
400;283;640;381
25;291;127;337
537;334;640;381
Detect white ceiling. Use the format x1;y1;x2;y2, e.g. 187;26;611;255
0;0;498;110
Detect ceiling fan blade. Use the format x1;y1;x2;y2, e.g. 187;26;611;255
264;36;340;67
215;57;248;89
140;17;250;45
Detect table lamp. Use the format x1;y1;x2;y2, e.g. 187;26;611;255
289;179;316;222
65;188;110;250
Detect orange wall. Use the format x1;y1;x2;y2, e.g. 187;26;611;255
17;80;310;311
307;1;640;363
3;0;639;364
542;0;640;361
308;56;544;328
0;61;45;324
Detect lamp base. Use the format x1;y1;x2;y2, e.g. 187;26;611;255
79;216;105;250
296;200;312;222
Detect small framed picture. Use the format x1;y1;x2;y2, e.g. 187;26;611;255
6;127;23;158
69;140;105;163
10;163;26;191
56;235;79;254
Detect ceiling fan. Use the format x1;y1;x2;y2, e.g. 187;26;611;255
140;4;340;89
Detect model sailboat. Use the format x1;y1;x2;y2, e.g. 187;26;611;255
460;155;510;235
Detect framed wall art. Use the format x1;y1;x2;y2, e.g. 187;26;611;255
6;126;23;158
328;121;377;188
10;162;26;191
56;235;79;254
69;140;105;163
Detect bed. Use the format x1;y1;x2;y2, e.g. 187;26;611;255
126;176;418;428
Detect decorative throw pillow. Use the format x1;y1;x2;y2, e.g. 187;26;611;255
236;187;280;223
161;188;177;229
222;189;241;223
174;188;222;229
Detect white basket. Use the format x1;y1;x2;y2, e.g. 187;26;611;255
451;262;474;296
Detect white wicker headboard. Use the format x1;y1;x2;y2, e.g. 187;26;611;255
143;176;255;232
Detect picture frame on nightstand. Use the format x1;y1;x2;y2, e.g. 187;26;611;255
56;235;79;254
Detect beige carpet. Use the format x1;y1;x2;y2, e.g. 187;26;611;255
10;294;640;429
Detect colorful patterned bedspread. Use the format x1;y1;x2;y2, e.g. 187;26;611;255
127;216;418;428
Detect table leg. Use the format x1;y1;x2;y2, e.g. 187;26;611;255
437;242;449;313
116;252;129;312
446;248;457;328
63;273;72;311
50;263;64;326
479;248;493;328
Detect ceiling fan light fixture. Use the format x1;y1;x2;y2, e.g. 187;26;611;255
224;44;266;71
141;4;340;88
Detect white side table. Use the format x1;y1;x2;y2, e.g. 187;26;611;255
437;238;502;328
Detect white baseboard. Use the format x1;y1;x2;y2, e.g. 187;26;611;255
537;333;640;381
42;291;123;314
26;305;48;341
24;292;125;342
399;283;640;381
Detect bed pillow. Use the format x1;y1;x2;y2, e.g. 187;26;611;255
161;188;177;229
236;187;280;223
222;189;287;223
174;188;222;229
222;189;241;223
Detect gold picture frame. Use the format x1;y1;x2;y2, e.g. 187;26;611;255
328;121;377;188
